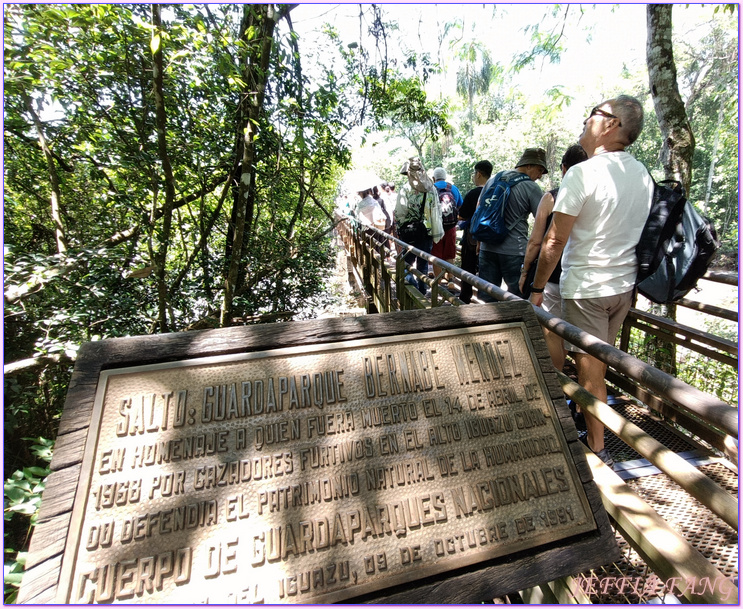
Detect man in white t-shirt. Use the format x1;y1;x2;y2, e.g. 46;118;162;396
529;95;653;468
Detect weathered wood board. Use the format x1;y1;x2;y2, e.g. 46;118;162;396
18;302;619;604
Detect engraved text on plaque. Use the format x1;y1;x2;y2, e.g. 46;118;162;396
60;323;596;604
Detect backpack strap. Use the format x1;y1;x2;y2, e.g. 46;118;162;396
414;191;427;223
380;201;391;227
504;173;533;231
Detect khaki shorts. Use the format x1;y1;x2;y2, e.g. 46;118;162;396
542;282;562;317
563;291;633;354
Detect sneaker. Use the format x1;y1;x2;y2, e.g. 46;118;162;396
447;281;458;292
595;448;615;469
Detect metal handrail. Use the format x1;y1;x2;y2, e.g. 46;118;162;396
338;217;738;603
340;218;738;439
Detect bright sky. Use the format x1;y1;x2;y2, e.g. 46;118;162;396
289;3;730;176
290;2;721;134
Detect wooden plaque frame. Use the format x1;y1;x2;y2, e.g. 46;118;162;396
18;302;618;604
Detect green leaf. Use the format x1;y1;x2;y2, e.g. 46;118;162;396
4;573;23;586
23;466;49;478
4;486;26;503
8;502;38;515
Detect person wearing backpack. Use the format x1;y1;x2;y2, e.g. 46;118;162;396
431;167;464;291
528;95;653;469
394;158;444;294
476;148;546;301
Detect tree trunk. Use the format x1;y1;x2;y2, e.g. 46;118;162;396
151;4;178;333
647;4;695;193
21;92;67;255
221;4;291;326
646;4;695;376
283;12;306;245
467;77;475;136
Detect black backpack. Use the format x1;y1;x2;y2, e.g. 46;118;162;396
437;184;459;229
396;192;430;243
635;179;719;304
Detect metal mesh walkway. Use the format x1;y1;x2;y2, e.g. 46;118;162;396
577;461;738;604
566;393;738;604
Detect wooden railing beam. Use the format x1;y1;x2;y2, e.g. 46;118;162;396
559;372;738;531
628;309;737;355
535;308;738;437
585;448;738;604
676;298;738;322
701;270;738;285
623;319;737;367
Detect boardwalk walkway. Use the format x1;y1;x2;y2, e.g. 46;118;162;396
335;220;738;604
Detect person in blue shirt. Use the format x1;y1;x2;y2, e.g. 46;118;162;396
431;167;464;291
477;148;545;301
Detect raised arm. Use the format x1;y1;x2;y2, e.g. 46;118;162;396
519;191;555;292
529;211;576;307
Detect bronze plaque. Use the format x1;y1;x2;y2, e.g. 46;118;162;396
59;323;596;604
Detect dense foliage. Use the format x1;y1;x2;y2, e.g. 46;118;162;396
3;4;448;600
3;4;737;602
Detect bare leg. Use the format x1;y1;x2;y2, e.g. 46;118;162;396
543;328;566;370
574;351;607;453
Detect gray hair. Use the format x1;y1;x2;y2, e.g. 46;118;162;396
608;95;644;145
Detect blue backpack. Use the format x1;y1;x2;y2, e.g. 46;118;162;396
469;171;531;243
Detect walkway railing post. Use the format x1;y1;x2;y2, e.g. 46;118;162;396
395;248;409;310
338;216;737;437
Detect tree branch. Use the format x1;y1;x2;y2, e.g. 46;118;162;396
4;226;140;304
169;175;234;295
21;91;68;255
4;353;74;376
3;127;75;172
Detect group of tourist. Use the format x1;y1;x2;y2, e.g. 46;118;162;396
347;94;654;469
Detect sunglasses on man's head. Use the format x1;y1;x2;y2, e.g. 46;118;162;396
589;106;622;126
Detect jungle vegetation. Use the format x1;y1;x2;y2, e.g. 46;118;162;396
3;4;738;600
